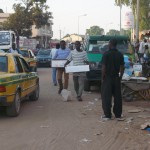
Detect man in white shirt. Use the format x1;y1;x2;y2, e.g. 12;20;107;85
139;39;147;63
64;41;88;101
50;43;60;86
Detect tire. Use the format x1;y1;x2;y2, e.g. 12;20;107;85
29;84;39;101
84;80;90;91
6;92;21;117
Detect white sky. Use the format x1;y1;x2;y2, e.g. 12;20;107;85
0;0;131;39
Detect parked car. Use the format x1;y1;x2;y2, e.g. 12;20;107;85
20;48;37;72
36;49;51;67
0;53;39;117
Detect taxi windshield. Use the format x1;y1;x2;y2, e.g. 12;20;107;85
0;56;8;72
21;50;29;57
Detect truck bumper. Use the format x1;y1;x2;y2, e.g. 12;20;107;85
86;69;102;81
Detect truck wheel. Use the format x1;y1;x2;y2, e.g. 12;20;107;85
6;92;21;117
84;80;90;91
29;83;39;101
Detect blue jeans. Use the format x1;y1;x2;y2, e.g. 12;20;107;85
52;68;57;85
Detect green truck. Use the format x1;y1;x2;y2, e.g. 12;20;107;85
83;35;133;91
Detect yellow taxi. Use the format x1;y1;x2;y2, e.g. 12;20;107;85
0;53;39;117
20;48;37;72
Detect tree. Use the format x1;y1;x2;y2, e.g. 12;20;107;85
0;9;4;13
114;0;150;30
86;26;104;36
106;29;120;36
1;0;52;36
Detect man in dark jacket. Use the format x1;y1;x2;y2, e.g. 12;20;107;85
101;39;125;121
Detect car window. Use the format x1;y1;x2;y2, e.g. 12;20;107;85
21;50;29;57
13;56;23;73
88;40;129;54
19;57;30;72
38;50;51;55
0;56;8;72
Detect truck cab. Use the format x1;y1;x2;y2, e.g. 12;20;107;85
83;35;134;91
0;31;16;52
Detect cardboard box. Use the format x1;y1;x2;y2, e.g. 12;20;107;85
65;65;90;73
51;59;67;68
133;64;142;72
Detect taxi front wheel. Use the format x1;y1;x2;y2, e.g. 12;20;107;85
6;92;21;117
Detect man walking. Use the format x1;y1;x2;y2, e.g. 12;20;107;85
53;40;70;94
101;39;124;120
51;43;60;86
64;41;88;101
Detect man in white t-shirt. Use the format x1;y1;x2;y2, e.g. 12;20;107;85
64;41;88;101
139;39;147;63
50;43;60;86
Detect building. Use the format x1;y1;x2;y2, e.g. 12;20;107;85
62;34;84;42
0;13;10;23
32;20;53;48
0;13;53;48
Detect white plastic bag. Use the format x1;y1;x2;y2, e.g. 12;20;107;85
61;89;72;101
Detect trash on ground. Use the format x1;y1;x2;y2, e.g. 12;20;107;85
146;128;150;132
140;122;150;130
81;113;87;116
88;102;94;105
94;132;104;136
138;115;150;119
40;125;49;128
126;117;134;123
94;98;98;101
80;138;92;143
128;109;142;113
125;128;129;130
61;89;72;101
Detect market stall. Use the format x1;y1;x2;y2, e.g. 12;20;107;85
122;64;150;101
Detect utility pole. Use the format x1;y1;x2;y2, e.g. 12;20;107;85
59;30;61;41
136;0;140;40
120;4;122;35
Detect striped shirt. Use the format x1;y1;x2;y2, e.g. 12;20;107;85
67;49;88;66
67;49;88;76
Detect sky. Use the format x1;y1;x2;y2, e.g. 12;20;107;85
0;0;131;39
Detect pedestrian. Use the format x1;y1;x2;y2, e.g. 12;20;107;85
101;39;125;121
64;41;88;101
139;39;147;63
134;39;140;62
53;40;70;94
50;43;60;86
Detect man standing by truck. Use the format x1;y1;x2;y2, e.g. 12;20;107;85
101;39;124;121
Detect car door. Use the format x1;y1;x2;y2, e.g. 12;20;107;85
19;57;36;94
13;56;28;98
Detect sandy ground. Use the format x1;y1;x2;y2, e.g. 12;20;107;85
0;68;150;150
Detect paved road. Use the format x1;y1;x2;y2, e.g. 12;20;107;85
0;68;150;150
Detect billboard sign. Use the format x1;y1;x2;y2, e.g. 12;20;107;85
123;11;134;29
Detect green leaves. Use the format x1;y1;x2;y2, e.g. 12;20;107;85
1;0;52;37
114;0;150;30
86;26;104;36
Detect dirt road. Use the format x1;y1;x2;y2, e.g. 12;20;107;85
0;68;150;150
